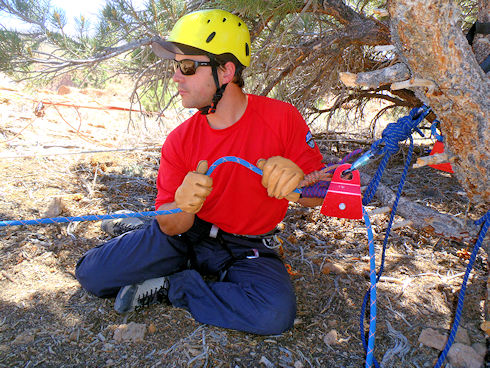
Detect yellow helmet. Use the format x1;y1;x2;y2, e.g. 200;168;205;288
152;9;251;67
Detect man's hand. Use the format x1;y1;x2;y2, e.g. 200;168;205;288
174;160;212;213
256;156;304;202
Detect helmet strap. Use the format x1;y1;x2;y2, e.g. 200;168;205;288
199;57;228;115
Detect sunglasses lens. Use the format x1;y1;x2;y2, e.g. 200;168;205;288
178;60;196;75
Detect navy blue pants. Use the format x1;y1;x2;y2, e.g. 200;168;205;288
75;217;296;335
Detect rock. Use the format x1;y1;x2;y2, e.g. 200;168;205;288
454;327;471;345
113;322;146;343
44;197;65;218
321;262;346;275
12;331;35;345
57;85;71;95
68;329;79;342
447;343;483;368
102;343;114;352
419;327;473;353
188;348;201;357
323;329;338;345
418;328;446;351
471;343;486;357
147;323;156;334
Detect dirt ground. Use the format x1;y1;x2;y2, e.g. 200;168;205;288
0;75;488;368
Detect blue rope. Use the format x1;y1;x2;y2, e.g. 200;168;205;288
1;149;366;227
0;157;302;227
358;106;427;367
206;156;263;176
362;105;429;206
362;207;377;368
0;210;182;227
434;210;489;368
359;136;415;368
357;103;489;368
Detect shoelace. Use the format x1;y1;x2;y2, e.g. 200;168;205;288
136;286;168;308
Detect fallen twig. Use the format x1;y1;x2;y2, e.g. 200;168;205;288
359;173;481;245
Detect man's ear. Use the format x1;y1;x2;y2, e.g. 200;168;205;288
220;61;236;84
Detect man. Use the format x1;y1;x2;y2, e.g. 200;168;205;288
75;9;325;335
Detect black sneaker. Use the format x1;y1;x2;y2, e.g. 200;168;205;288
101;210;152;237
114;276;170;314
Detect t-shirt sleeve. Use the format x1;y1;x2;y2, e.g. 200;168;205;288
283;105;324;175
155;131;188;210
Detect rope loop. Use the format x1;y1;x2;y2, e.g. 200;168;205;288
372;105;429;155
362;105;429;207
430;120;444;142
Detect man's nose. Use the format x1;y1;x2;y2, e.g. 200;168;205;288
172;68;184;82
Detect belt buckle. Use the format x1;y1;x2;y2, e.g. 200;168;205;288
246;248;260;259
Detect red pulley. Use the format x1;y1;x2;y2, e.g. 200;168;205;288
320;163;362;219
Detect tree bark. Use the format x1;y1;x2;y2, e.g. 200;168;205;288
388;0;490;206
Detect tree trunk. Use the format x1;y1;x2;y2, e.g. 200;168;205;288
388;0;490;206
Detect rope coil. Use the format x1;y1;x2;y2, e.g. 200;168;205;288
362;105;430;206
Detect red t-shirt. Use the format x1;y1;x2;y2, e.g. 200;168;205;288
155;94;323;235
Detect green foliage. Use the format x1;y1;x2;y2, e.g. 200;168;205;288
13;0;50;24
211;0;304;18
0;29;28;72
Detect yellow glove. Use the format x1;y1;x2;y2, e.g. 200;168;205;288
256;156;304;202
175;160;213;213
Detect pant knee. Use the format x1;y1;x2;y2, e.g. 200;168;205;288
75;255;117;298
251;289;296;335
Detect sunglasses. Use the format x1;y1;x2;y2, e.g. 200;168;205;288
173;59;212;75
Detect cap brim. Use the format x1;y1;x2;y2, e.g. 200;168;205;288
151;37;209;59
151;38;180;59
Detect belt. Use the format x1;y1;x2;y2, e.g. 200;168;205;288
209;224;278;241
208;224;281;263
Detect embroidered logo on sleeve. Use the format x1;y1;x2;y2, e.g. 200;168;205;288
306;131;316;149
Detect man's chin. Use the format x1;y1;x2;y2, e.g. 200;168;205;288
182;101;209;110
181;99;196;108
